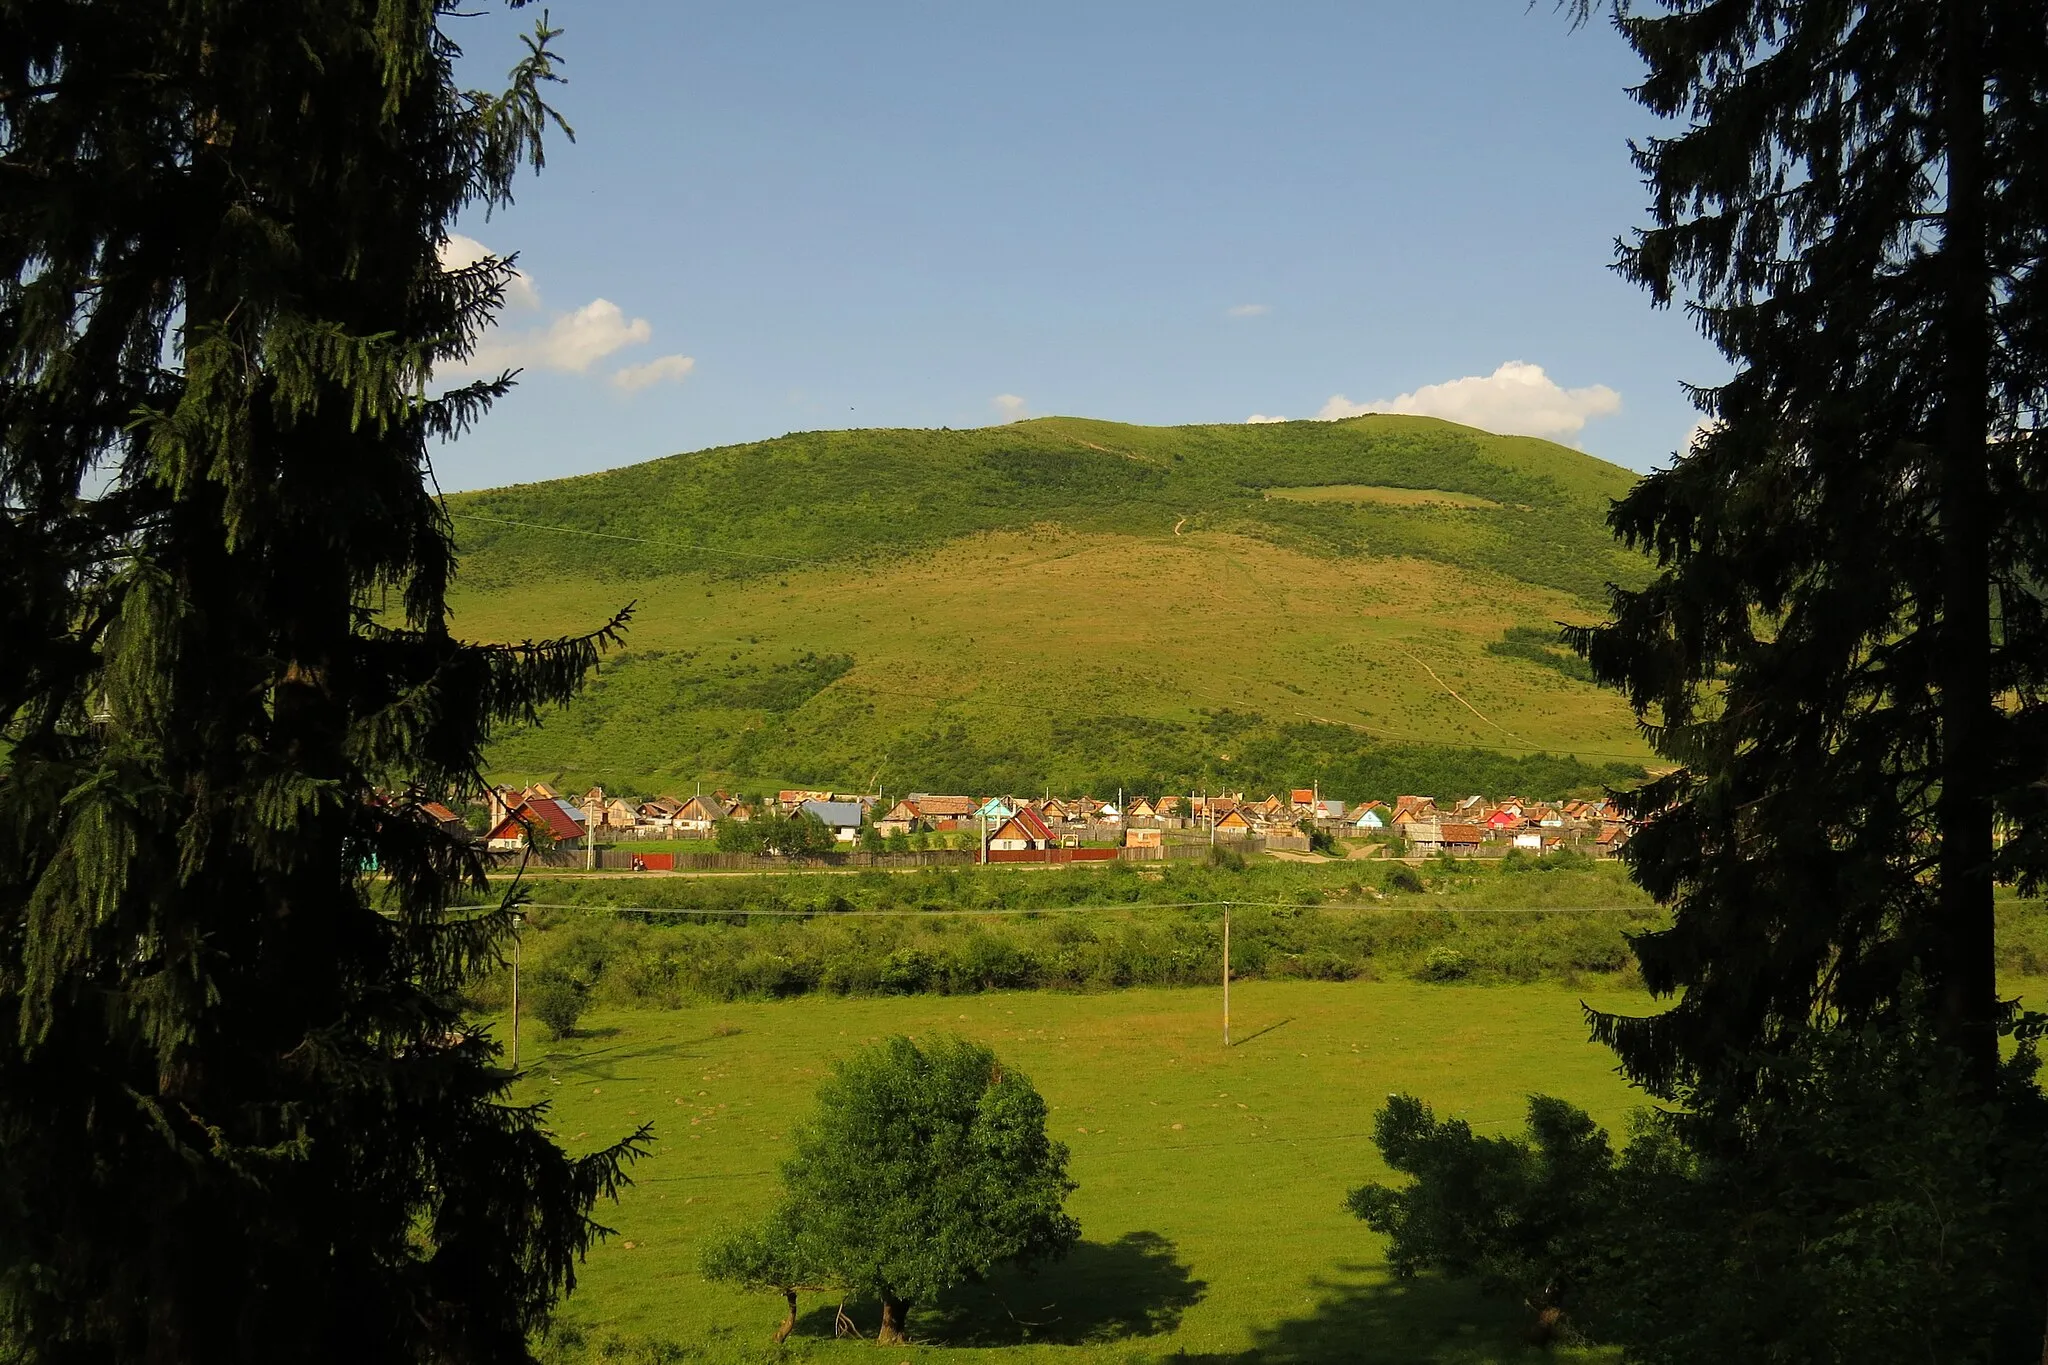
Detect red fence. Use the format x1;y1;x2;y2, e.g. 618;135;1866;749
986;847;1121;864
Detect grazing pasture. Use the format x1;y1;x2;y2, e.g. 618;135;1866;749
519;980;1649;1364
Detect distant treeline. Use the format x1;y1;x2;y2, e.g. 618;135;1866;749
477;856;1659;1011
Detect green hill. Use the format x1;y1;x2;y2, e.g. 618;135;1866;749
445;415;1655;800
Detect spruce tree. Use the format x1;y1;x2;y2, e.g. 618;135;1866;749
0;4;645;1360
1567;0;2048;1098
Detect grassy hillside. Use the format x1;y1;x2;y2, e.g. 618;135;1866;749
446;415;1655;797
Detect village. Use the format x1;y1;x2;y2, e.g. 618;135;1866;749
461;781;1635;865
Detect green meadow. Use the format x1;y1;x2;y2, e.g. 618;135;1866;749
493;875;2048;1363
516;981;1645;1365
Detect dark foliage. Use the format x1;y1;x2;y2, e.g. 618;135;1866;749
0;4;646;1359
1349;1095;1617;1344
1352;1015;2048;1362
1569;0;2048;1099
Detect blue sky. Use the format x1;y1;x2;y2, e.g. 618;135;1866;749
437;0;1721;492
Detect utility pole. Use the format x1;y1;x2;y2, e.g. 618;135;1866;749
980;810;988;866
1222;904;1231;1047
510;916;522;1071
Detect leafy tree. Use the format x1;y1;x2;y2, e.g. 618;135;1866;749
0;3;647;1360
700;1208;836;1344
857;819;884;853
767;811;838;858
730;1035;1079;1344
713;815;768;853
1563;0;2048;1096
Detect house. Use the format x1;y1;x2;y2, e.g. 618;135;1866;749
1513;831;1548;851
604;797;641;830
1392;797;1442;841
876;799;924;836
1289;788;1317;812
1252;794;1290;821
417;801;471;839
638;796;684;827
1485;807;1524;833
1439;822;1484;851
798;799;865;842
1127;797;1157;821
1313;798;1346;821
778;789;832;815
675;794;730;836
1038;797;1073;824
988;807;1055;851
1125;826;1163;849
1351;802;1388;831
485;796;587;851
1214;808;1256;839
1153;795;1184;817
1098;802;1122;824
1598;821;1632;856
909;794;977;823
974;796;1016;823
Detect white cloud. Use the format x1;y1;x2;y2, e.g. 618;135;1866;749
1226;303;1271;318
468;298;652;375
1318;361;1621;442
611;353;697;393
438;233;539;310
1245;414;1288;424
993;393;1029;423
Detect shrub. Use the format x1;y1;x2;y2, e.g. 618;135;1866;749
1386;865;1425;894
525;966;587;1040
1416;947;1473;982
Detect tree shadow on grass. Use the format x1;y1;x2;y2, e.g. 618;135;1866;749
1181;1265;1615;1365
795;1230;1204;1347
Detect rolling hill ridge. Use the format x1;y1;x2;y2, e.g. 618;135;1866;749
445;414;1655;800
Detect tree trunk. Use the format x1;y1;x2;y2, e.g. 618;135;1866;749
877;1293;911;1345
1936;0;1996;1087
774;1289;798;1344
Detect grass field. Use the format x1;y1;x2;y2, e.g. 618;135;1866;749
444;414;1656;798
514;981;1649;1365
